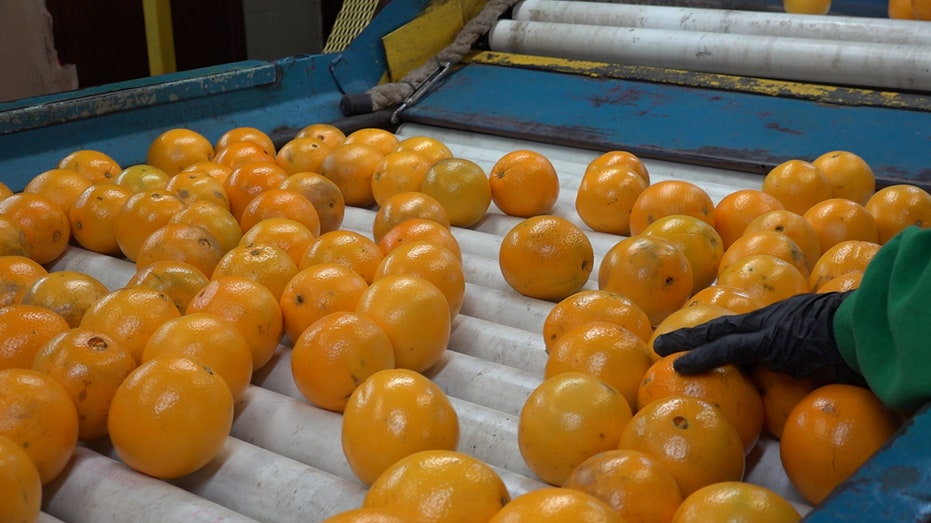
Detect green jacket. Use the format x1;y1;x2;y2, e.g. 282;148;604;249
834;226;931;411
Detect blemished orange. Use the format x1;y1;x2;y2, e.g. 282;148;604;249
213;140;276;170
372;191;450;244
488;487;624;523
574;165;648;235
344;128;400;156
296;122;346;149
808;239;880;291
181;160;233;186
58;149;122;183
780;383;901;505
320;142;385;207
341;368;459;486
356;274;451;372
545;321;653;411
629;180;716;236
363;449;510;523
619;396;745;497
598;234;693;326
275;137;332;175
19;270;110;328
762;159;833;215
716;254;810;306
519;372;633;486
371;151;434;206
713;189;785;250
394;135;454;165
146;128;215;175
0;368;79;484
185;276;284;371
672;481;801;523
169;199;243;253
23;167;92;214
68;182;134;256
223;161;290;221
638;351;765;454
687;284;765;314
816;271;864;293
717;230;810;280
212;243;299;301
279;262;369;343
642;214;725;294
372;241;465;319
134;222;226;278
542;289;654;352
279;171;346;234
585;150;650;185
240;217;317;266
165;170;231;210
141;312;254;406
420;158;493;228
864;184;931;244
115;164;171;193
802;197;878;254
646;303;736;362
0;304;69;371
215;126;276;156
32;327;136;440
290;311;394;412
79;286;182;364
0;433;42;522
562;448;684;523
744;209;822;272
108;355;234;479
0;193;71;264
378;218;462;261
489;149;561;217
812;150;876;205
751;367;818;440
113;189;185;262
125;260;210;313
300;229;385;284
0;256;47;306
0;215;29;258
321;508;410;523
498;215;594;302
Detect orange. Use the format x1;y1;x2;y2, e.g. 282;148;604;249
115;164;171;193
0;368;79;484
275;137;332;175
280;263;370;343
687;284;766;314
214;140;277;170
0;433;42;522
0;304;69;371
646;303;736;362
751;367;818;440
279;171;346;233
371;151;434;206
638;351;764;454
574;165;648;235
889;0;916;18
629;180;715;236
32;327;136;440
23;167;92;214
816;271;863;293
585;150;650;185
642;214;725;294
321;508;410;523
672;481;801;523
356;274;451;372
240;217;316;267
134;222;226;277
420;158;493;228
125;260;210;313
169;199;243;253
290;311;394;412
780;383;901;505
518;371;633;485
141;312;254;406
913;0;931;18
68;182;134;256
108;355;233;479
372;191;450;244
238;188;322;237
812;150;876;205
808;239;880;291
79;286;182;364
542;289;654;352
186;276;283;371
619;396;745;497
372;241;465;319
215;126;276;156
295;122;346;149
223;161;290;222
762;159;833;215
363;449;510;523
19;270;110;328
0;193;70;264
717;230;810;280
181;160;233;186
344;128;400;156
300;230;385;284
488;487;624;523
113;189;185;262
341;368;459;486
0;182;11;202
598;234;693;326
488;149;560;217
57;149;121;183
146;128;215;175
0;215;29;258
783;0;831;14
498;215;594;301
716;254;810;306
562;448;683;523
378;218;462;260
864;184;931;244
165;170;231;210
320;142;385;207
212;243;299;301
545;321;653;411
394;135;454;165
0;256;48;307
803;197;878;254
744;209;822;271
713;189;785;250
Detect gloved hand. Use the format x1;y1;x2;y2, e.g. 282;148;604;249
653;291;866;385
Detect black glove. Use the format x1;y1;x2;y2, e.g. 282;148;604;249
653;291;866;386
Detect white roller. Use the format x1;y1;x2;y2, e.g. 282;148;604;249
459;282;553;333
47;246;136;290
38;513;66;523
449;315;549;374
423;350;542;416
488;20;931;92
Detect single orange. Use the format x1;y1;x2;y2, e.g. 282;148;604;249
0;193;71;264
864;184;931;244
912;0;931;19
115;164;171;193
816;271;864;293
716;254;810;306
420;158;493;228
574;165;648;235
113;189;185;262
377;218;462;260
783;0;831;13
372;241;465;319
23;167;92;214
646;303;736;362
223;161;290;221
713;189;785;250
295;122;346;149
0;433;42;522
488;487;624;523
489;149;561;218
181;160;233;186
0;215;29;258
165;170;231;210
68;182;134;256
629;180;715;236
169;199;243;253
371;151;434;206
321;508;409;523
762;159;833;215
751;367;818;440
279;172;346;233
808;239;881;291
686;284;765;314
585;150;650;185
803;197;878;254
300;230;384;284
0;304;69;371
146;128;215;175
642;213;725;294
394;135;453;165
344;128;400;156
125;260;211;313
372;191;450;244
672;481;801;523
888;0;915;19
238;188;321;237
212;243;299;301
718;229;810;280
542;289;654;352
215;126;276;156
134;222;226;277
240;217;317;267
744;209;822;271
0;256;48;307
320;142;385;207
19;270;110;328
58;149;122;183
275;137;332;175
812;150;876;205
213;140;276;170
0;182;11;202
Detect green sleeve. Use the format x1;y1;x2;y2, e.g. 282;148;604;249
833;226;931;411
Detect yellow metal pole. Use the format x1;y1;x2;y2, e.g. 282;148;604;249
142;0;177;75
